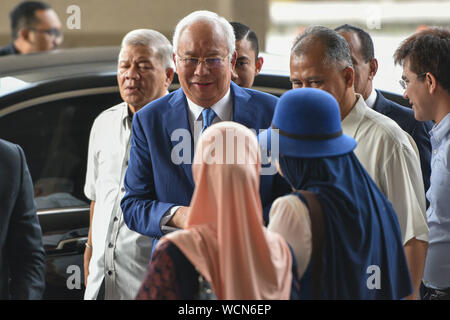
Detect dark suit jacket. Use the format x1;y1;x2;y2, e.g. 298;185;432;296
373;90;432;200
0;42;19;56
121;82;287;251
0;139;45;299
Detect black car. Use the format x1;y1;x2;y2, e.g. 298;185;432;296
0;47;408;299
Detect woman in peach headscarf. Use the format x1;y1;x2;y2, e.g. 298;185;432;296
136;121;310;300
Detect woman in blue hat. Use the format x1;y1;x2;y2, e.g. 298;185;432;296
260;88;413;299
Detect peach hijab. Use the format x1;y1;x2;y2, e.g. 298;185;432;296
160;121;293;299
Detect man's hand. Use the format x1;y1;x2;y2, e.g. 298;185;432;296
167;206;189;229
83;245;92;286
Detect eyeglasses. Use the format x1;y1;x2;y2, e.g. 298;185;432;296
399;72;427;90
30;28;63;39
177;55;228;69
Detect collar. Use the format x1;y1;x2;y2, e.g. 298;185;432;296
10;42;20;54
186;88;232;122
2;42;21;55
123;91;170;126
341;94;368;138
118;102;131;128
430;113;450;144
365;88;377;109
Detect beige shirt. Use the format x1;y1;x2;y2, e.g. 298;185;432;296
342;95;428;245
268;195;312;279
84;102;152;299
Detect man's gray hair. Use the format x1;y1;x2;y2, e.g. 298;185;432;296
172;10;236;59
291;25;353;69
120;29;174;70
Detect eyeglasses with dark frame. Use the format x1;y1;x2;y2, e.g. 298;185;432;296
29;28;63;40
177;55;229;69
399;72;427;90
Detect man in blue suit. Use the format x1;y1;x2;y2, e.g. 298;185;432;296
0;139;45;299
121;11;285;251
336;25;432;197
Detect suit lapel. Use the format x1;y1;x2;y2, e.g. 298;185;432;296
163;83;257;188
373;90;393;116
230;82;257;128
164;89;195;187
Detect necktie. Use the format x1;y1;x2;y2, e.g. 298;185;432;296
201;108;216;133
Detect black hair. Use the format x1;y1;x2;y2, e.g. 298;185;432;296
291;25;353;69
394;27;450;93
230;21;259;58
335;24;375;63
10;1;51;39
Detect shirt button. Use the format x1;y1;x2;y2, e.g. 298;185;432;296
108;243;113;248
107;270;112;276
434;149;438;154
121;187;125;192
113;217;118;222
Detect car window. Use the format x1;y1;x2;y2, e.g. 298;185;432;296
0;92;122;210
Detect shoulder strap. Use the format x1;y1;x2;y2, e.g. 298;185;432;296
297;190;325;300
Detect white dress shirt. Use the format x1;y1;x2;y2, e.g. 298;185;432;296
187;88;233;147
342;94;428;245
84;102;152;299
161;89;233;232
365;88;377;109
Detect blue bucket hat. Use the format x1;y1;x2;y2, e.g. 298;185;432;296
258;88;356;158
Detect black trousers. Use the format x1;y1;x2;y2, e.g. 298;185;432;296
420;282;450;300
96;278;105;300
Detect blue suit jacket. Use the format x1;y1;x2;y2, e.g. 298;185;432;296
373;90;432;199
0;139;45;299
121;82;288;249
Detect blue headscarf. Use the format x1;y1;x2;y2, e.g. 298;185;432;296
278;152;413;299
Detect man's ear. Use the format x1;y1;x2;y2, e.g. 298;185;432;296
426;72;438;95
368;58;378;80
255;56;264;75
19;28;31;41
343;65;354;88
230;51;237;68
172;53;177;72
165;67;175;89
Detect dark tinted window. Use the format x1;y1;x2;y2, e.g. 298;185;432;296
0;92;122;210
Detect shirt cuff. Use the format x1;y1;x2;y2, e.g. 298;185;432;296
160;205;181;234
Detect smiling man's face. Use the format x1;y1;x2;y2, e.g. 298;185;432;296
401;57;431;121
175;20;235;107
117;44;170;111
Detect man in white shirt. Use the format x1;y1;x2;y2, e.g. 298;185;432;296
289;26;428;300
335;24;432;202
83;29;174;299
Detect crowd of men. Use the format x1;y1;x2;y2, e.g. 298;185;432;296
0;1;449;300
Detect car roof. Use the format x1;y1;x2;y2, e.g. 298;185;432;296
0;47;290;100
0;46;119;81
0;46;408;107
0;46;288;80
